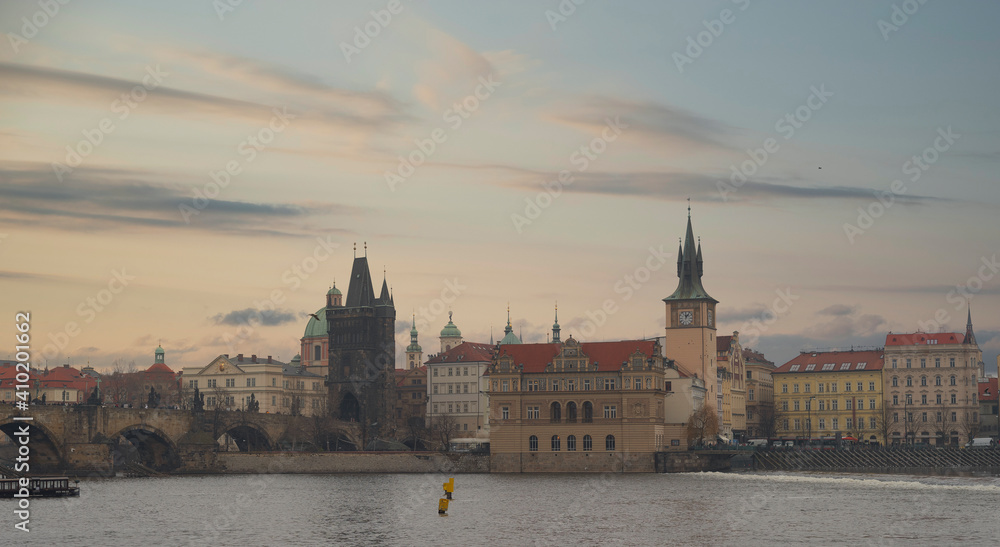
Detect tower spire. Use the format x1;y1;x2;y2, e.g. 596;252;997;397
964;305;977;346
552;302;561;344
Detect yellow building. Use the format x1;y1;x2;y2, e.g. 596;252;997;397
716;333;747;440
773;349;886;445
180;353;326;416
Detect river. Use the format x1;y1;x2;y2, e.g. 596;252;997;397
7;471;1000;546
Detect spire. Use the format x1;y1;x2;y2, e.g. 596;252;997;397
964;305;977;346
406;312;421;353
490;326;494;345
664;208;716;303
552;302;561;343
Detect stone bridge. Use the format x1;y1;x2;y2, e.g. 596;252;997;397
0;404;361;473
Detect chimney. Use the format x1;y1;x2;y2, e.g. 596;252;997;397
267;356;272;363
251;354;257;363
237;353;243;362
224;354;229;358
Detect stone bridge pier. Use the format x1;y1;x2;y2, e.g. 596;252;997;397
0;404;361;474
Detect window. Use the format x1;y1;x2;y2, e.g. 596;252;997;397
921;376;927;387
845;382;851;392
845;399;852;410
605;435;616;451
584;379;591;391
583;402;594;423
314;345;321;361
822;363;835;371
501;406;510;420
568;380;576;391
551;402;562;422
781;401;788;411
272;396;276;406
448;403;453;413
805;364;816;371
604;378;616;391
819;418;826;429
906;358;911;368
463;403;469;413
604;405;617;419
870;399;876;410
951;412;957;422
625;377;631;389
189;380;198;389
950;358;955;367
433;368;438;377
819;384;825;393
793;419;801;430
892;377;898;387
935;357;940;368
448;368;453;376
950;394;957;404
463;367;469;376
790;365;800;372
748;389;755;401
921;412;927;422
529;435;538;451
893;413;898;423
905;394;912;405
501;380;508;392
920;358;926;368
805;384;811;393
782;418;789;431
936;411;942;422
832;418;839;430
921;395;927;405
782;384;788;394
935;376;942;386
567;435;577;451
433;385;438;394
448;385;453;394
246;378;253;387
846;418;853;429
831;383;837;393
892;358;897;369
950;375;956;386
583;435;593;451
793;384;799;393
464;383;470;393
793;401;800;411
831;400;839;410
892;395;898;405
527;406;539;419
818;400;825;411
551;435;560;451
857;382;863;391
870;417;877;429
567;402;577;422
840;363;851;371
936;394;942;404
869;382;875;391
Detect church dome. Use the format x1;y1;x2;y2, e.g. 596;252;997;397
440;315;461;338
327;286;342;296
303;308;328;339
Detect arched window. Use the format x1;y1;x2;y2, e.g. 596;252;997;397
550;402;561;423
950;375;956;386
529;435;538;451
605;435;616;451
582;402;594;423
935;376;941;386
551;435;560;451
906;377;912;387
920;376;927;387
892;377;898;387
314;344;321;362
567;435;577;451
566;401;578;422
582;435;593;451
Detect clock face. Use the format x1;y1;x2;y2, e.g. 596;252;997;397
679;311;694;325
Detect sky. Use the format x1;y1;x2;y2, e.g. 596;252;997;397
1;1;998;375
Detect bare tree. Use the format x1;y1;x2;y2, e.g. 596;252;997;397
430;413;460;451
686;400;720;447
873;403;893;446
959;410;980;444
756;402;781;439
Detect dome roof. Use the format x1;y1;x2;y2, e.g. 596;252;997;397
303;308;328;339
327;286;342;296
440;312;461;338
155;345;164;355
290;354;301;364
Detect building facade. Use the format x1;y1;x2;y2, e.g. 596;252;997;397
743;348;776;438
716;333;747;441
773;350;887;445
883;313;984;445
180;353;325;416
300;285;343;378
979;377;998;440
425;341;493;441
488;337;677;473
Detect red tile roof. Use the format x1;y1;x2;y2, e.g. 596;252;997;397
497;339;658;373
979;378;998;402
426;342;494;364
716;336;733;353
145;363;175;375
742;348;774;367
885;332;963;346
773;350;884;374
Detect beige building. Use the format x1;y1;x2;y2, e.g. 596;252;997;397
883;313;984;445
743;348;776;438
425;340;493;441
180;353;325;416
716;333;746;440
488;337;678;473
774;349;887;445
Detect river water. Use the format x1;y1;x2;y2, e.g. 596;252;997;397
7;471;1000;546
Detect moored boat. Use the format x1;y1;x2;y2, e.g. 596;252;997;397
0;476;81;498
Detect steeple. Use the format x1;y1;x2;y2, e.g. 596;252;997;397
499;304;521;345
964;306;977;346
345;255;376;307
664;210;716;303
552;303;561;343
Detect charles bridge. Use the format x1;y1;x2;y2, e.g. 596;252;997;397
0;404;363;473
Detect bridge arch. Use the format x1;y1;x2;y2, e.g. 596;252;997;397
110;424;180;472
216;423;274;452
0;419;64;469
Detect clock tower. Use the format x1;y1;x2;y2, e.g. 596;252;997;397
663;210;718;396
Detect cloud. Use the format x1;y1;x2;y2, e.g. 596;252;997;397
550;96;736;150
211;308;303;327
818;304;857;316
0;163;362;237
717;304;770;324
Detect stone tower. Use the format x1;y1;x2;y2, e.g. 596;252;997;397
326;246;396;443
